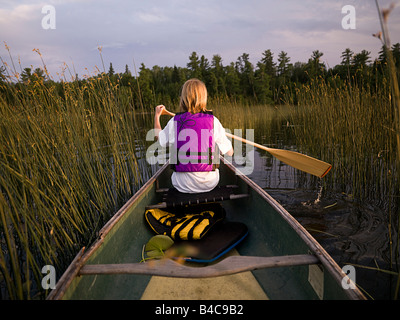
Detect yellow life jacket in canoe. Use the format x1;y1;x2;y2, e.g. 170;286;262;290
145;203;225;241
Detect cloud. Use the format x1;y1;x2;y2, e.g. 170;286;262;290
97;42;127;50
1;0;399;78
0;3;43;23
136;11;169;24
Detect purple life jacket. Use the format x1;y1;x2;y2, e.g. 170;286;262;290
172;111;216;172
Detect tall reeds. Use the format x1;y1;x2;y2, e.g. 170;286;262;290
283;1;400;298
374;0;400;299
291;76;396;204
0;62;152;299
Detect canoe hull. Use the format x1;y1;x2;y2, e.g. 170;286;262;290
48;158;365;300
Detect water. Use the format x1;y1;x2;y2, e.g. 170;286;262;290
244;147;397;299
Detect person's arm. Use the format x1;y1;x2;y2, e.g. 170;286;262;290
213;117;233;156
154;105;165;139
225;147;234;157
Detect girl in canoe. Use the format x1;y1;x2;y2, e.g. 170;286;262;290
154;78;233;193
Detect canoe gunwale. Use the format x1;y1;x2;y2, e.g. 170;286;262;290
47;161;170;300
98;161;170;238
46;247;86;300
220;157;366;300
47;157;366;300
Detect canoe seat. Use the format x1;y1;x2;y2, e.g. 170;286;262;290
146;185;249;209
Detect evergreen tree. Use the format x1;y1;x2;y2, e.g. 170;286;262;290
124;64;131;75
352;50;371;86
187;52;201;79
224;62;240;98
108;63;115;77
20;67;45;83
236;53;255;98
307;50;325;78
341;48;354;66
199;55;211;87
209;72;219;97
211;54;226;97
352;50;371;69
254;61;273;104
20;67;33;83
291;62;308;84
392;43;400;69
276;51;292;103
260;49;276;77
199;55;210;76
120;64;134;86
277;51;291;78
171;65;184;84
255;50;275;103
211;54;224;77
338;48;354;80
0;65;6;83
138;63;154;107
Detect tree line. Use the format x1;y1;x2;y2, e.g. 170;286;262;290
124;45;400;107
1;44;399;108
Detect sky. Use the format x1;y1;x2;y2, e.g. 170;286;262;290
0;0;399;81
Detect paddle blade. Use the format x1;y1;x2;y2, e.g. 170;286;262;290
225;132;332;178
267;148;332;178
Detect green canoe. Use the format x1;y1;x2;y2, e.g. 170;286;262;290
47;157;365;300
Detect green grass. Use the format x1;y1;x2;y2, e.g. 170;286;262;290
292;76;399;276
291;76;396;203
0;73;152;299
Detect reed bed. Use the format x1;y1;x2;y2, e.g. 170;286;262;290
0;73;153;299
212;102;293;142
211;76;400;298
289;76;399;281
291;77;397;204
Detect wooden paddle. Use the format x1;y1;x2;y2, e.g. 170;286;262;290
160;108;332;178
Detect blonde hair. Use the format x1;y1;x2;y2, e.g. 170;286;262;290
179;79;207;113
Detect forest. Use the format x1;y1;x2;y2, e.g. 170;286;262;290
1;44;400;108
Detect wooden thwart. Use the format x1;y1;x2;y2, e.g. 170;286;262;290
146;193;249;209
146;185;249;209
79;254;319;278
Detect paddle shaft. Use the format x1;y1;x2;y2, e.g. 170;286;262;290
225;132;272;153
162;109;273;151
159;108;331;177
